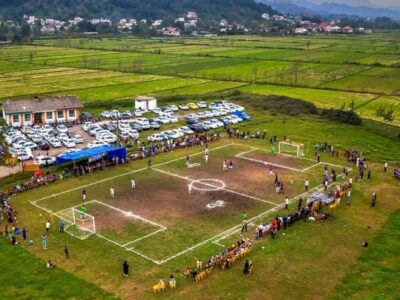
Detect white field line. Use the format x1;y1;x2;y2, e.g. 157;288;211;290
122;227;166;247
95;233;161;264
235;154;303;172
153;167;279;206
212;241;225;248
55;199;98;215
91;200;166;229
232;142;319;163
31;143;233;205
235;147;257;157
127;248;162;265
301;162;321;172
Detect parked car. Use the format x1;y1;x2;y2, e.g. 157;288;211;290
102;123;116;132
80;112;93;122
39;140;50;151
17;149;34;161
179;126;194;135
34;155;56;166
197;101;207;108
101;111;111;118
150;122;160;130
83;122;93;131
178;103;189;110
48;137;62;148
87;141;108;148
188;103;199;110
73;134;84;144
62;138;76;148
98;135;117;144
56;124;68;133
189;123;205;133
148;133;166;142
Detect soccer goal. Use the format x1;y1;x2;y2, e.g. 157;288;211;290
278;141;304;156
62;208;96;240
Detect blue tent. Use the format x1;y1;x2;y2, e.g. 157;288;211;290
56;145;127;165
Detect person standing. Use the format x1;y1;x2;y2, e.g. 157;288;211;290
346;189;352;205
297;197;303;211
82;188;87;201
64;245;70;259
243;260;250;275
131;178;136;190
324;179;328;191
188;183;192;195
367;169;372;180
45;220;51;232
22;227;27;241
41;234;47;251
384;162;388;173
371;192;377;208
148;158;152;169
229;160;233;171
79;205;87;218
304;179;309;192
110;187;115;199
59;220;65;233
317;153;320;163
223;160;228;172
204;153;209;163
284;196;289;209
123;260;129;277
349;177;353;188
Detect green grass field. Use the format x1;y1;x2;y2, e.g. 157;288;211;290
1;33;400;299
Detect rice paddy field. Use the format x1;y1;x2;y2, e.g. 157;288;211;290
1;32;400;300
0;32;399;125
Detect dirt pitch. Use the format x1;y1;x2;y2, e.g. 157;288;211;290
31;143;337;264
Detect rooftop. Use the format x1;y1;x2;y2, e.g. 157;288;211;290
2;96;83;114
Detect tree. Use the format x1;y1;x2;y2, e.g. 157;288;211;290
20;23;31;41
376;106;395;123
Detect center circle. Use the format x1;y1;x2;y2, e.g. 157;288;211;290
190;179;226;192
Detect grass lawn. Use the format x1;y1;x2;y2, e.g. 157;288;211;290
0;239;116;299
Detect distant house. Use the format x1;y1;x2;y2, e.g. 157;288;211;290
2;96;83;127
343;26;353;34
135;96;157;111
186;11;198;19
162;27;180;37
295;27;308;34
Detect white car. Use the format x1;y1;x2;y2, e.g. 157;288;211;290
42;124;53;132
165;130;183;139
89;126;103;136
58;133;69;140
197;101;207;108
167;115;179;123
34;155;56;166
29;134;43;143
62;138;76;148
118;123;131;131
148;133;165;142
179;126;194;135
58;149;80;157
210;118;224;127
99;135;117;144
87;141;108;148
151;108;163;115
203;120;218;129
56;124;68;133
48;137;62;148
101;111;111;118
21;141;38;150
158;116;171;124
134;109;144;117
178;104;189;110
83;122;93;131
17;149;34;161
125;129;139;139
73;134;84;144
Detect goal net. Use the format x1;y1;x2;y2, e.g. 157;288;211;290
60;208;96;240
278;141;304;157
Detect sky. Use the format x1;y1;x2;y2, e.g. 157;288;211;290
309;0;400;9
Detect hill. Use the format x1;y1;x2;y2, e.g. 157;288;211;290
261;0;400;20
0;0;275;22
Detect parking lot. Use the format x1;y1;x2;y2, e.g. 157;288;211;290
2;100;250;167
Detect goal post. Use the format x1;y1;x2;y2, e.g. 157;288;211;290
278;141;304;157
72;208;96;234
58;208;96;240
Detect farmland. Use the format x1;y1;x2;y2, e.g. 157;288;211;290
1;33;400;300
0;33;399;125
